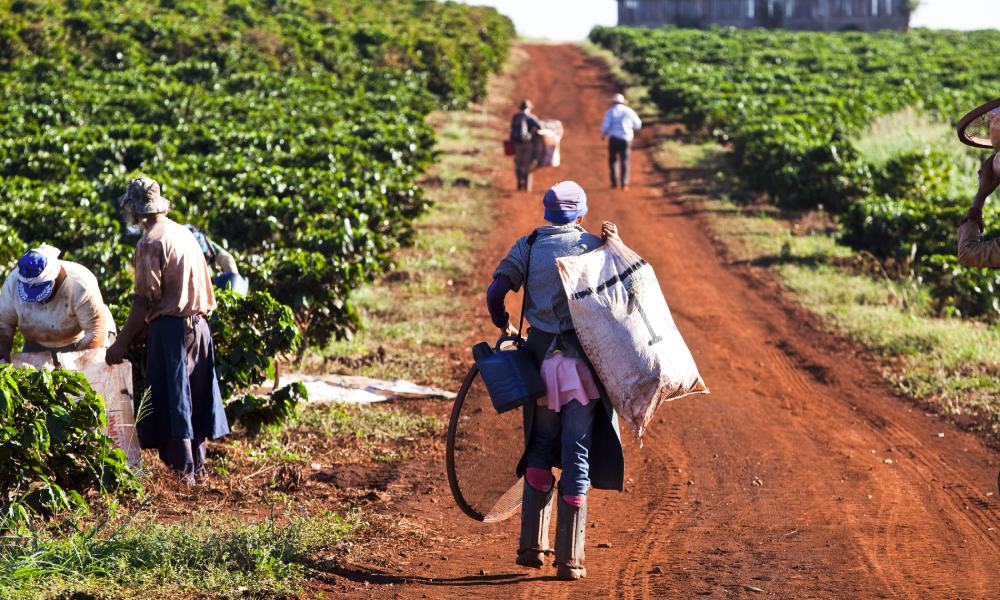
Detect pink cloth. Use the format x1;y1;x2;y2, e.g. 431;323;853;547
562;495;585;507
539;354;600;412
526;467;553;492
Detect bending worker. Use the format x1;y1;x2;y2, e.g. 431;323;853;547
106;177;229;485
0;244;116;362
600;93;642;190
185;224;248;294
510;99;543;192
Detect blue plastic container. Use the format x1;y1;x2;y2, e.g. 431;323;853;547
473;336;546;414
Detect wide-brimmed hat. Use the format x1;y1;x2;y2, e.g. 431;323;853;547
612;93;626;105
118;177;170;214
543;181;588;224
16;244;61;303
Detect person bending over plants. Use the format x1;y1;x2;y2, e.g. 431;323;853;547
106;177;230;485
486;181;625;580
0;244;117;362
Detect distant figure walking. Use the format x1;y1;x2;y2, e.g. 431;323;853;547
600;93;642;190
510;99;543;191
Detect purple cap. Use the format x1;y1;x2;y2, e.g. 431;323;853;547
542;181;588;224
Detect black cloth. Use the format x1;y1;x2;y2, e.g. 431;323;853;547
608;137;632;187
140;315;229;457
515;328;625;492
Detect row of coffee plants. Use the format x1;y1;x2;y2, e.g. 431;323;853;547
591;26;1000;318
0;0;513;520
0;0;514;347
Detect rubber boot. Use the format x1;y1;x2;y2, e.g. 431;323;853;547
554;494;587;580
516;480;553;568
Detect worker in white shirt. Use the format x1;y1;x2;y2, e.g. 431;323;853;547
0;244;116;362
600;93;642;190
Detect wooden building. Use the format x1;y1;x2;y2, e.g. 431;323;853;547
616;0;911;31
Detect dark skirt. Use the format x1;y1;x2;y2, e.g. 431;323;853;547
138;315;229;449
516;328;625;492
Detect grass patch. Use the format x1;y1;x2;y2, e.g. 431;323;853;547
1;511;359;599
657;138;1000;433
853;107;980;198
297;403;442;442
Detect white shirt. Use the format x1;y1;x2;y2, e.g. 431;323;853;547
601;103;642;142
0;261;116;350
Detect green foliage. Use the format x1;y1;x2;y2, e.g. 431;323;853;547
0;367;141;522
0;510;358;597
922;254;1000;318
225;382;307;438
210;290;300;401
593;26;1000;317
210;290;304;435
0;0;514;348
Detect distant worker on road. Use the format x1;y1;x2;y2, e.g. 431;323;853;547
107;177;230;485
510;99;543;192
185;224;249;294
600;93;642;190
0;244;116;362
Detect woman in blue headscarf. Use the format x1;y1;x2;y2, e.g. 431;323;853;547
487;181;625;581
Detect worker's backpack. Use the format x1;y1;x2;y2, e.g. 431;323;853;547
510;113;533;143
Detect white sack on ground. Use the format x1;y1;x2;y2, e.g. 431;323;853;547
12;348;142;467
261;374;457;404
556;239;708;439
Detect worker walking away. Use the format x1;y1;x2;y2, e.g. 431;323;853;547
185;224;249;294
106;177;229;485
511;99;543;192
0;244;116;362
488;181;626;580
600;93;642;190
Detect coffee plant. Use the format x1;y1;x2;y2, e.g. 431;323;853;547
0;366;142;523
592;26;1000;318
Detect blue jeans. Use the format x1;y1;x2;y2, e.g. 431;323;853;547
524;399;599;497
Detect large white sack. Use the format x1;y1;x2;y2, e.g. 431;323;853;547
12;348;142;468
556;239;708;439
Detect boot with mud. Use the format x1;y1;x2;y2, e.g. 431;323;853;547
554;494;587;580
516;479;554;568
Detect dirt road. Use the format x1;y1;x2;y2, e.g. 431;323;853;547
339;44;1000;599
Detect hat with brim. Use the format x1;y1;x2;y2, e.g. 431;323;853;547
612;93;627;105
16;245;61;303
118;177;170;214
957;97;1000;149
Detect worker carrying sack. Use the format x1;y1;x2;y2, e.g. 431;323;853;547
556;239;708;439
